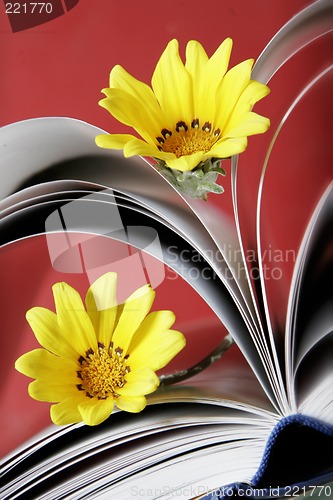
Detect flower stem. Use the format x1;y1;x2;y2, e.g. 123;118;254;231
159;332;234;386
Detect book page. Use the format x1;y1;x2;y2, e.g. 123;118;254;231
285;184;333;411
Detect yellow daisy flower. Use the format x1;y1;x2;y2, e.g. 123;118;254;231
96;38;270;199
15;273;186;426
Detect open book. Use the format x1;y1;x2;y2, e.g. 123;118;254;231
1;2;333;499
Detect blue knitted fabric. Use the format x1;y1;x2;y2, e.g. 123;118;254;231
199;414;333;499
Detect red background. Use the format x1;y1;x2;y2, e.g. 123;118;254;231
0;0;320;129
1;0;332;457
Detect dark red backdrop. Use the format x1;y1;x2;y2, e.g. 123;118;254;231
1;0;332;457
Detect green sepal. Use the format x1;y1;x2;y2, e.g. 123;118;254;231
155;158;226;201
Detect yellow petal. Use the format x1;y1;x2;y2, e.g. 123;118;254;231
78;396;115;426
95;133;138;149
190;38;233;125
108;65;166;129
152;39;193;131
206;38;233;80
53;282;98;358
122;136;168;159
129;310;176;352
50;394;85;425
109;65;153;97
25;308;79;362
123;137;177;166
215;59;254;132
129;329;186;371
115;395;147;413
207;136;248;158
225;80;270;132
28;379;78;402
236;80;270;111
85;272;118;348
15;348;77;380
99;90;159;145
185;40;208;79
223;112;270;139
111;284;155;354
117;368;160;396
164;151;205;171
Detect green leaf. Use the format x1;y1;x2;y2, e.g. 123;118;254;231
155;158;226;200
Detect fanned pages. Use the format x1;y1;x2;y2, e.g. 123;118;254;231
1;1;333;499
